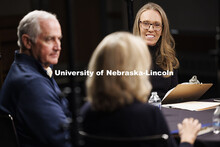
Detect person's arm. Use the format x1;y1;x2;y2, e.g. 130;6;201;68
153;107;199;147
18;78;72;147
178;118;201;145
151;106;179;147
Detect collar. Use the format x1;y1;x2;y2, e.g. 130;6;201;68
45;67;53;78
14;50;52;78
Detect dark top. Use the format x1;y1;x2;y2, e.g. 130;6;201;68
149;45;178;99
80;101;193;147
0;51;72;147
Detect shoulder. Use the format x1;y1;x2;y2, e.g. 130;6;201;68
124;101;162;116
9;61;50;85
1;65;49;97
80;101;162;120
7;67;56;101
80;102;92;117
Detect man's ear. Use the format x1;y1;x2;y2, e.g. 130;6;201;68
22;34;32;49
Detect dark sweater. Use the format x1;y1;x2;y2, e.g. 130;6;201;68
149;45;178;99
80;101;192;147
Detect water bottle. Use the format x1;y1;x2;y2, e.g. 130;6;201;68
148;92;161;109
213;106;220;134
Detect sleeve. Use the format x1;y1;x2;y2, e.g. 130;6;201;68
152;107;178;147
152;107;193;147
151;108;193;147
179;142;193;147
16;78;72;147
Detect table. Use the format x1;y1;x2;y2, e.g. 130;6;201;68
162;106;220;147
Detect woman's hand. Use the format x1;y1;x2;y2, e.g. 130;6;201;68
177;118;201;144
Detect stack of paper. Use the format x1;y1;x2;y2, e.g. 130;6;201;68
162;101;220;111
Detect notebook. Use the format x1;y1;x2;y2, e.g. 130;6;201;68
161;83;213;104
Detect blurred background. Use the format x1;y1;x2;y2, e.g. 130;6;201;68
0;0;219;100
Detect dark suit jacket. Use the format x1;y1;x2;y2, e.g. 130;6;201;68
80;101;192;147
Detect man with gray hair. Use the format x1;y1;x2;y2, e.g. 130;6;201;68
0;10;72;147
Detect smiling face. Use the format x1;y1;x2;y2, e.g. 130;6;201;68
31;18;62;68
139;10;162;46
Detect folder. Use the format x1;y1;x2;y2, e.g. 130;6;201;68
162;83;213;104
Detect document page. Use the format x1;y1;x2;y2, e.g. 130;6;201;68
162;101;220;111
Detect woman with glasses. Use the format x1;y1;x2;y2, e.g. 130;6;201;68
133;2;179;99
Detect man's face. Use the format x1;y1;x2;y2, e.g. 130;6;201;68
31;18;62;68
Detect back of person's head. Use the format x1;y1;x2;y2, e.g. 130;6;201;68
86;32;152;112
17;10;57;50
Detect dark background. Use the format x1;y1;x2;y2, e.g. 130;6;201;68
0;0;219;99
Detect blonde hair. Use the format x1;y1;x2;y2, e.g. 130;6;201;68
86;32;152;111
133;2;179;72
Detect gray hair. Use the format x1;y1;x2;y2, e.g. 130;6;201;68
17;10;57;49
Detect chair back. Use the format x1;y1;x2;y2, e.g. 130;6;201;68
78;131;169;147
0;114;20;147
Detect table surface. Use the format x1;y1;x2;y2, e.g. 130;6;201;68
162;105;220;146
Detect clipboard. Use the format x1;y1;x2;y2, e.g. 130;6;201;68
162;83;213;104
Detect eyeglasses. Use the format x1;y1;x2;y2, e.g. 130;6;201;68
139;21;162;31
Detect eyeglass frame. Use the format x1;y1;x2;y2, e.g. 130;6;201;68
139;21;163;31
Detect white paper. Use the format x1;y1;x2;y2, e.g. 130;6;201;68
162;101;220;111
